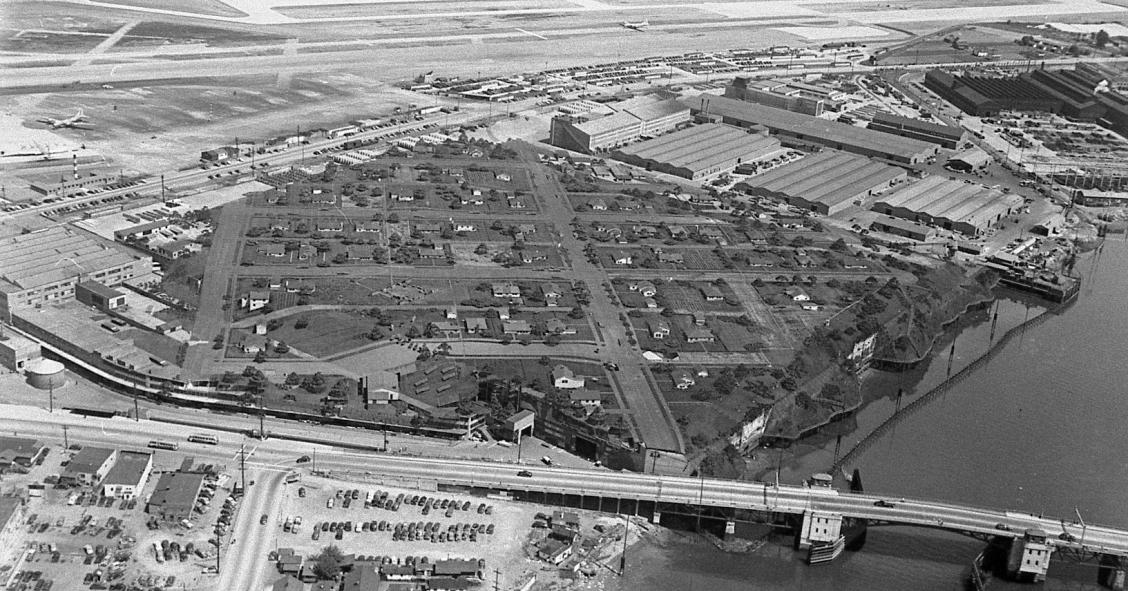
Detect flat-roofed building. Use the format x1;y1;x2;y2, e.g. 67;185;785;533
30;173;118;199
62;447;117;487
550;97;690;153
868;112;966;149
612;124;784;180
689;95;937;164
0;227;152;320
146;470;206;522
0;437;46;472
724;77;828;116
75;281;127;311
872;176;1023;236
101;450;153;498
0;331;41;372
740;150;907;215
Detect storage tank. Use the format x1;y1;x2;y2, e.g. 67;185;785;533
26;358;65;390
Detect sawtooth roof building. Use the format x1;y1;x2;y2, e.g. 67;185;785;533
688;95;938;164
739;150;908;215
612;124;785;179
871;175;1024;236
0;226;153;320
549;97;690;153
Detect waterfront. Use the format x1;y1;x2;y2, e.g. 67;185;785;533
616;241;1127;590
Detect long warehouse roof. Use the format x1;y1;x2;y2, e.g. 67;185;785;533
877;176;1023;225
690;94;935;157
745;150;904;210
0;226;141;293
616;124;782;173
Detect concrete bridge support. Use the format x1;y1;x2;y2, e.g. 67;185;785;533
1100;555;1128;590
796;511;843;551
1005;529;1052;583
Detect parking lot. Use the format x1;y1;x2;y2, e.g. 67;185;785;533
2;445;237;591
265;474;542;588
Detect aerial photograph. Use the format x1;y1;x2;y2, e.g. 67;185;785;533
3;0;1128;589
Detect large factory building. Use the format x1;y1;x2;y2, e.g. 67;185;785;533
612;124;785;180
872;176;1024;236
549;97;690;154
739;150;907;215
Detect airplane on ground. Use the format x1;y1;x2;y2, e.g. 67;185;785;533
37;110;93;129
621;20;649;31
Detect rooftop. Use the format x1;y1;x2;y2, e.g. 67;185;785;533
0;226;143;293
876;176;1023;228
690;95;935;157
743;150;904;210
65;446;115;476
147;471;206;513
102;450;151;486
615;124;782;174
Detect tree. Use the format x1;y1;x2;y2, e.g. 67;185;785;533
285;372;301;386
474;243;489;255
1096;29;1111;48
406;324;421;339
313;545;346;580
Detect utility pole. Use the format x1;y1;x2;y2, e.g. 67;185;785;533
48;383;54;413
133;389;140;422
239;442;246;491
493;568;501;591
62;424;69;449
619;514;629;576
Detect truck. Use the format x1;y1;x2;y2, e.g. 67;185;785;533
285;471;300;484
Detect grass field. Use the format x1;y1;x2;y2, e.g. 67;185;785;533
265;310;374;357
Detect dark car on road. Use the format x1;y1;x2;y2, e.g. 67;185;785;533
873;500;896;508
517;470;533;478
296;456;311;464
259;514;268;525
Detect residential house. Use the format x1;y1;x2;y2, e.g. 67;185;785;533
672;369;696;390
464;317;488;334
632;224;658;238
540;283;562;300
491;283;521;299
260;243;286;258
416;222;443;234
700;225;726;244
613;251;633;265
346;245;374;260
551;364;585;389
569;390;602;408
590;198;608;211
700;284;725;302
495;172;512;182
685;327;715;343
784;287;810;301
801;302;822;311
632;281;657;297
647;319;671;339
692;312;707;326
454;222;476;233
537;539;573;565
502;320;532;335
656;251;684;265
315;220;344;233
284;279;316;294
507;196;528;209
445;306;459;320
297;244;318;261
354;220;382;233
241;334;271;354
418;246;447;259
243;291;271;311
644;297;658;309
521;249;549;264
429;321;462;338
667;225;689;239
545;318;576;335
517;224;536;235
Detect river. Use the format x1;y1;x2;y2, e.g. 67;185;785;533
614;240;1127;590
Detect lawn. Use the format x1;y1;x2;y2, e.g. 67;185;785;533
265;310;375;357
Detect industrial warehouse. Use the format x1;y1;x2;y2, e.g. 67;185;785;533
688;94;938;164
738;149;907;215
549;96;690;153
867;112;967;149
723;77;846;116
871;175;1024;236
0;226;154;319
611;124;785;180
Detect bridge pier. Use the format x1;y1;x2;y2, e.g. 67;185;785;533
1005;529;1052;583
797;511;845;563
725;520;735;536
1100;555;1128;590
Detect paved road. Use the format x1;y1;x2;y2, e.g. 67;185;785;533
525;149;684;454
11;408;1128;562
216;468;284;591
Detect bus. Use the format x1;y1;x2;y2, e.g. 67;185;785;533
187;434;219;446
148;440;179;451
